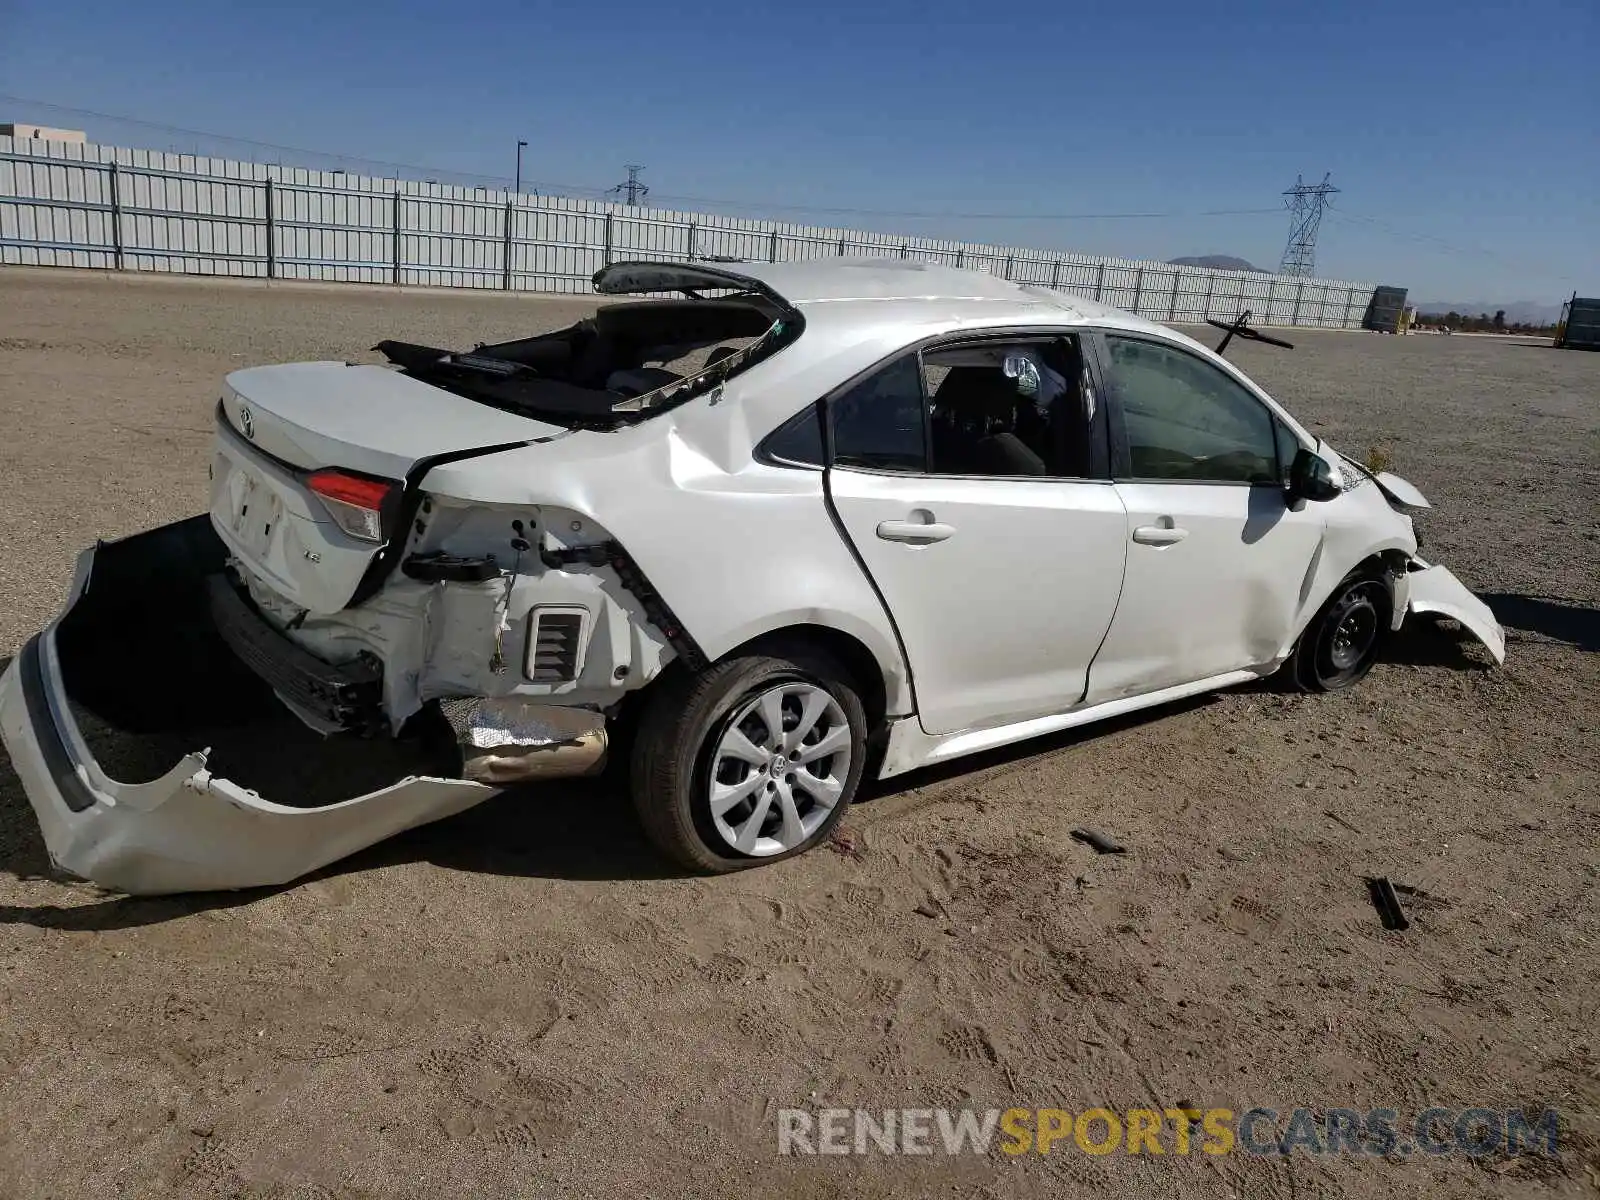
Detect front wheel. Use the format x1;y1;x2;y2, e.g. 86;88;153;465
1289;572;1391;691
630;651;868;872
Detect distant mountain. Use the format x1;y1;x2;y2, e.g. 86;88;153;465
1168;255;1267;272
1413;300;1564;324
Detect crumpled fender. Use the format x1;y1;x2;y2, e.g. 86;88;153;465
1372;471;1431;512
1400;558;1507;664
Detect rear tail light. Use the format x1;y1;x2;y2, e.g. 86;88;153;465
307;469;398;543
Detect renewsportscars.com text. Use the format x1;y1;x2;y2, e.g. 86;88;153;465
777;1106;1561;1158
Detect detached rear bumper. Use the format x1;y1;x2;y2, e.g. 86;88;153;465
0;521;498;895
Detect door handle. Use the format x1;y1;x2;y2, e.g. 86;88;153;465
877;518;956;544
1132;524;1189;546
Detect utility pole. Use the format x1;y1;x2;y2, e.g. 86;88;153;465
608;164;649;207
1278;173;1338;277
514;140;528;193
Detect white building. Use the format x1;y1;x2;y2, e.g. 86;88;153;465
0;124;87;143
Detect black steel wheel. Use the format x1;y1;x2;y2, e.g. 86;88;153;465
1290;574;1390;692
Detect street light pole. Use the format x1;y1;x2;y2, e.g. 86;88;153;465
515;139;528;194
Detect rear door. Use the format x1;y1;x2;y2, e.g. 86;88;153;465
823;331;1129;736
1084;331;1325;702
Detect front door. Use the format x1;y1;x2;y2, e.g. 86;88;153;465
822;335;1129;736
1085;332;1325;703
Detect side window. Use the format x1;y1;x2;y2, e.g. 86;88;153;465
827;336;1094;478
760;403;824;467
829;355;927;472
924;337;1089;477
1102;336;1279;484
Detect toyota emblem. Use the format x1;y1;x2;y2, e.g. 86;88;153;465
239;406;254;439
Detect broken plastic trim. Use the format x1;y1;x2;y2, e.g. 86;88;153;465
207;574;386;734
539;539;708;671
402;550;500;583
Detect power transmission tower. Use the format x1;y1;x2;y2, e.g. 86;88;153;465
608;164;649;207
1278;173;1338;277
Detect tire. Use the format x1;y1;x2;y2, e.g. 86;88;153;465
1288;571;1392;692
630;650;868;872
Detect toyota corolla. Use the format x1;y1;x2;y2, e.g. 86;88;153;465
0;259;1504;894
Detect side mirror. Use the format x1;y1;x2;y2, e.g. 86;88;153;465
1286;447;1342;504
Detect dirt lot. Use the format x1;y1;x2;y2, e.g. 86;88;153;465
0;269;1596;1199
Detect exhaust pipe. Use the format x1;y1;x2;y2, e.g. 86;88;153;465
450;698;608;784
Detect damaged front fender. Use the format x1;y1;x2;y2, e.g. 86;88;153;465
1402;559;1507;664
0;519;501;895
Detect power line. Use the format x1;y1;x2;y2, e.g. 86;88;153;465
0;92;1282;223
0;93;599;191
644;195;1283;221
1325;210;1577;284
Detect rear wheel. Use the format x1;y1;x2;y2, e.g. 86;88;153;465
1289;572;1391;691
630;651;867;872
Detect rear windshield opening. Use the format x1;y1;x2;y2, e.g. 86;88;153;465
373;296;801;430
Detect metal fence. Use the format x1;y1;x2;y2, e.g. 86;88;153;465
0;136;1376;327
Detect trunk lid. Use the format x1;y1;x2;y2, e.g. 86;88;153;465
221;362;563;478
212;362;563;615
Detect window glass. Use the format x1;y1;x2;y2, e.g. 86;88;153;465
761;403;824;467
829;355;927;471
1103;336;1279;484
1273;417;1302;483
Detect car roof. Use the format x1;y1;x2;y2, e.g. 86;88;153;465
726;257;1082;307
595;254;1216;364
594;256;1196;345
718;257;1186;338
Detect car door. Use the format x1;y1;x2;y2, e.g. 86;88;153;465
822;331;1129;736
1083;331;1325;703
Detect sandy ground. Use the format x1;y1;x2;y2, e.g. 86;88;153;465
0;269;1596;1199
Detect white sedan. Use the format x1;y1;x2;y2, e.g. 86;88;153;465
0;259;1504;893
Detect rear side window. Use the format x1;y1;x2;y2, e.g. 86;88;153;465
830;355;927;471
759;403;825;467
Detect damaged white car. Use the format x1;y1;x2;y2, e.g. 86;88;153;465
0;260;1505;895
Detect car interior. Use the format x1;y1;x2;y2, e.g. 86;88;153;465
925;339;1087;477
828;336;1095;478
372;298;785;425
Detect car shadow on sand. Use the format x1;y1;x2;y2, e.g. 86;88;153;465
0;755;687;931
0;615;1514;931
1481;593;1598;652
0;687;1225;931
1380;615;1499;669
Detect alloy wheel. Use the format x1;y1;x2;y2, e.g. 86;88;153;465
706;682;852;856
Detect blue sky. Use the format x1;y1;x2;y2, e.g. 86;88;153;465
3;0;1596;302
